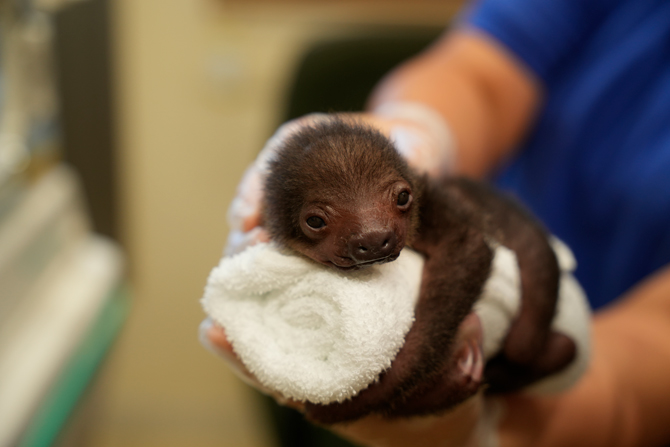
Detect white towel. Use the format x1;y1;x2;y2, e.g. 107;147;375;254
475;238;592;394
201;240;591;405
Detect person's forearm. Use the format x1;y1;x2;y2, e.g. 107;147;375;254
500;265;670;447
596;265;670;446
367;29;542;178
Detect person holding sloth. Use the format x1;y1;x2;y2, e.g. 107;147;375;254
203;0;670;445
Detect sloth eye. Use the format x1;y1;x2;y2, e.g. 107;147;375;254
397;191;411;207
306;216;326;229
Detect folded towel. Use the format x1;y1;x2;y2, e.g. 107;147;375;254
202;244;424;404
201;240;590;405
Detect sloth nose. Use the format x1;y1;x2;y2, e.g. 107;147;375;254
348;230;397;262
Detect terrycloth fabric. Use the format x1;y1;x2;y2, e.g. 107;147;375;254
475;237;591;394
202;244;424;404
201;240;591;405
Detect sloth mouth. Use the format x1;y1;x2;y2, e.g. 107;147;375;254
328;254;399;270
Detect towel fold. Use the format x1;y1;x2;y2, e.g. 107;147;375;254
475;238;591;394
201;239;590;405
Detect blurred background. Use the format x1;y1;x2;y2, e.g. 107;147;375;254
0;1;463;446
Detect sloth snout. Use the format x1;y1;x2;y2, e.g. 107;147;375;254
348;229;397;262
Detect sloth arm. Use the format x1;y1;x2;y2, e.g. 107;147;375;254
205;266;670;446
303;216;494;423
439;177;576;391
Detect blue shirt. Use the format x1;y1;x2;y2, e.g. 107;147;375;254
466;0;670;310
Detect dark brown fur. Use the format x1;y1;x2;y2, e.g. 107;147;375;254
263;118;576;424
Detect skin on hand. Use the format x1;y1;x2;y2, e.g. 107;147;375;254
226;114;336;252
368;29;542;179
499;265;670;447
219;19;670;446
217;25;543;445
205;268;670;447
225;111;452;255
362;25;670;447
227;27;542;251
204;321;305;411
205;318;489;447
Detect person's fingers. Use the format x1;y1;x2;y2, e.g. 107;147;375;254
201;313;488;444
227;165;265;233
228;110;453;238
224;226;270;256
390;124;447;177
200;319;246;369
205;320;233;352
200;318;269;390
335;113;452;178
200;318;305;411
227;111;443;237
371;102;457;177
242;212;262;233
227;113;335;238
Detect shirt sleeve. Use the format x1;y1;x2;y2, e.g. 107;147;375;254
463;0;620;82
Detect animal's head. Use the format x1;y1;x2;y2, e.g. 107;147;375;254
263;118;421;269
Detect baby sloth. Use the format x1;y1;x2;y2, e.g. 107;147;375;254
263;118;576;423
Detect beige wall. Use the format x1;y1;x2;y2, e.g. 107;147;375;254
88;1;455;446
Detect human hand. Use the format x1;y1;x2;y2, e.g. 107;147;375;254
225;117;312;255
199;318;494;447
225;106;456;255
199;318;305;411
